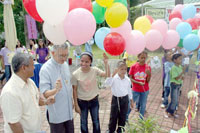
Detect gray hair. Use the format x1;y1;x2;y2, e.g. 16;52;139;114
52;43;68;52
12;53;32;73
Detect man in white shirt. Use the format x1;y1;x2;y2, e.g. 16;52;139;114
0;53;56;133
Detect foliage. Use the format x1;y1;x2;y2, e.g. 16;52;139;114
124;116;166;133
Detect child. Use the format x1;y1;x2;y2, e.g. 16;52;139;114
35;39;49;64
161;52;174;108
165;53;185;118
129;51;151;118
72;52;110;133
104;61;134;133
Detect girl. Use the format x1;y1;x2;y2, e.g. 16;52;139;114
28;39;37;60
129;51;151;119
16;40;27;54
35;39;49;64
165;53;185;118
72;52;110;133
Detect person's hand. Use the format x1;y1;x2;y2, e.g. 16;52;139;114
55;79;62;92
46;95;55;105
145;68;151;76
103;53;108;65
138;82;145;86
130;100;134;110
45;56;48;61
182;66;187;73
75;104;81;115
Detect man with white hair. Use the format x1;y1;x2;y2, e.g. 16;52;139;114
39;43;74;133
0;53;56;133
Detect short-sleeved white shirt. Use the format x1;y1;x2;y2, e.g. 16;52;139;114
0;74;41;133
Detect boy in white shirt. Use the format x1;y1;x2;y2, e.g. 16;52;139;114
105;61;134;133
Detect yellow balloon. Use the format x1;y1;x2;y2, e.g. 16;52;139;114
96;0;114;7
134;16;151;34
105;3;128;28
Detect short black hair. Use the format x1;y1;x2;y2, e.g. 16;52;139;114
138;51;148;57
172;53;182;62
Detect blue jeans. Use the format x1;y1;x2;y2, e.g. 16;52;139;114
162;87;170;106
78;96;100;133
132;90;149;119
5;65;11;81
166;83;181;115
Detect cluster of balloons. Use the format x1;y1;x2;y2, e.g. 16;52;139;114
169;4;200;51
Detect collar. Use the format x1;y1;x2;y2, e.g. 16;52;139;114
12;74;27;88
51;57;62;67
115;73;126;80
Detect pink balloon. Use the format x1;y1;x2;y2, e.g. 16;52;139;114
64;8;96;45
145;30;163;51
169;18;182;30
125;30;146;55
111;20;132;37
111;20;132;44
173;4;184;13
162;30;180;49
151;19;168;37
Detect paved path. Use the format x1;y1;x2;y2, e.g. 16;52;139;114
0;63;199;133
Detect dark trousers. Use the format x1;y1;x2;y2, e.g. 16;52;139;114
78;95;100;133
109;95;129;133
47;111;74;133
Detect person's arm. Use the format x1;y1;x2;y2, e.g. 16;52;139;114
100;53;110;77
43;79;62;98
72;85;81;115
39;94;55;106
130;75;144;86
0;55;5;69
8;122;24;133
146;67;151;83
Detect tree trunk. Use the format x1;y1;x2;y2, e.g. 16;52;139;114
127;0;130;21
175;0;183;5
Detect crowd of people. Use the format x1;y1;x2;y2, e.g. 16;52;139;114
0;38;197;133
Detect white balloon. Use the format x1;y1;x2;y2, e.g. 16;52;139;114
36;0;69;25
43;22;67;45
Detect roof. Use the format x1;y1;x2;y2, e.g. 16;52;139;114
139;0;200;8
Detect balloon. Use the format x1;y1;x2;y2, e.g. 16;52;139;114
181;5;196;20
145;15;154;23
95;27;111;50
36;0;69;25
198;30;200;39
104;32;125;56
186;18;198;30
96;0;114;7
162;30;180;49
173;4;184;13
114;0;127;7
125;30;146;55
169;18;182;30
176;22;192;39
151;19;168;37
169;11;182;21
134;16;151;34
145;30;163;51
23;0;43;22
194;18;200;27
105;3;128;28
195;13;200;18
64;8;96;45
92;1;106;24
183;34;199;51
69;0;92;12
111;20;132;39
178;39;183;48
191;30;198;35
43;22;67;45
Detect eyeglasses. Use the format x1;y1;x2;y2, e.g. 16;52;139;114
58;54;68;58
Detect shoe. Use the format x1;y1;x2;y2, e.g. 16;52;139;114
176;106;179;111
160;104;165;109
172;114;179;118
164;112;169;118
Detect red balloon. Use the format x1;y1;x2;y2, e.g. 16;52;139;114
69;0;92;12
186;18;198;30
145;15;154;23
104;32;125;56
169;11;182;21
23;0;43;22
194;18;200;27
